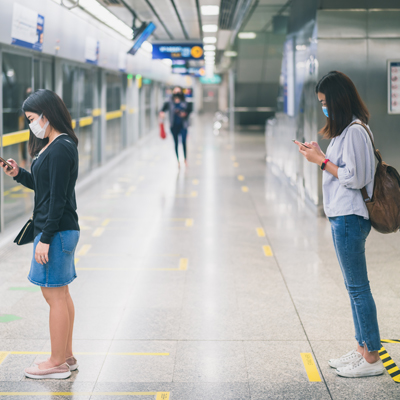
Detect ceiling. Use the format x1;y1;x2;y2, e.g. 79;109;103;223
97;0;290;44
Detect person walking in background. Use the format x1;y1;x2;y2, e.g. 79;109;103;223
159;86;192;167
295;71;384;378
1;89;80;380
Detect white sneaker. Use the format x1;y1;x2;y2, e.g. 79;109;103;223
328;349;363;369
335;357;384;378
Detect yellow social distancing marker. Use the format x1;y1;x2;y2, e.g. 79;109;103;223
233;162;239;168
192;179;199;185
74;258;79;265
263;245;273;257
0;352;8;366
242;186;249;193
191;191;198;197
185;219;194;227
0;392;169;397
256;228;265;237
77;244;91;257
93;227;105;237
300;353;321;382
102;219;111;227
238;175;245;181
231;156;236;161
379;346;400;383
179;258;188;270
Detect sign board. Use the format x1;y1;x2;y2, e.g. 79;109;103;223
128;22;156;56
388;60;400;114
152;43;204;60
11;3;44;52
199;74;222;84
85;37;99;65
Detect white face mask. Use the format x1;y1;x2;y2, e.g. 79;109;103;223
29;113;49;139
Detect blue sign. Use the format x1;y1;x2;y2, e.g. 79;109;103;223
128;22;156;55
11;3;44;52
199;75;222;84
152;43;204;60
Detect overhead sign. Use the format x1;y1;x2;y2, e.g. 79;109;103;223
11;3;44;52
388;60;400;114
85;37;99;65
128;22;156;56
152;43;204;60
199;74;222;84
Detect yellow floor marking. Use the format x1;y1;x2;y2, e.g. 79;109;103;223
0;392;167;396
379;345;400;383
237;175;245;181
381;340;400;343
231;156;236;161
300;353;321;382
256;228;265;237
77;244;92;257
192;179;199;185
74;258;79;265
179;258;188;270
233;162;239;167
5;351;168;356
263;245;273;257
191;191;198;197
93;227;105;237
242;186;249;193
102;219;111;227
10;186;22;192
0;352;8;366
3;191;10;196
185;219;194;227
10;194;27;198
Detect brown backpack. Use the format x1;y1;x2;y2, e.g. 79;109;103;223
351;121;400;234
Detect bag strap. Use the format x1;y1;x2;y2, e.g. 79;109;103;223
349;121;378;204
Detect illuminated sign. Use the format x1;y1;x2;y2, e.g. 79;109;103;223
152;43;204;60
388;60;400;114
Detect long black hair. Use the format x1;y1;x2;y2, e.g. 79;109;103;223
22;89;78;157
315;71;370;139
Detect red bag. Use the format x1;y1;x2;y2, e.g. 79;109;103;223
160;123;166;139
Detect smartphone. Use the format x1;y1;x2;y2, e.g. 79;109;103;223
292;139;311;149
0;157;13;170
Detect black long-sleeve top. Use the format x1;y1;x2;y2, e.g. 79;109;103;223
14;135;79;244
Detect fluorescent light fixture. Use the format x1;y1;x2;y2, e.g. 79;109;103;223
204;51;215;56
203;37;217;44
201;5;219;15
205;60;215;64
224;51;237;57
205;56;215;61
79;0;133;39
141;40;153;52
204;45;216;51
202;24;218;33
238;32;256;39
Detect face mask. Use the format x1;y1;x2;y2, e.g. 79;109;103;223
29;114;49;139
322;106;329;118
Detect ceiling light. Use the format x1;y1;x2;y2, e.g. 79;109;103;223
204;51;215;56
204;45;216;51
141;41;153;52
238;32;256;39
205;55;215;60
224;51;237;57
202;25;218;33
201;5;219;15
79;0;133;39
203;37;217;44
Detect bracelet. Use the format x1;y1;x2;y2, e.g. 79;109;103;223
321;158;330;171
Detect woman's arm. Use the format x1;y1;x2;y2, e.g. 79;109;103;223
2;159;35;189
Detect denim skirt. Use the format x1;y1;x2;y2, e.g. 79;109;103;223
28;230;80;287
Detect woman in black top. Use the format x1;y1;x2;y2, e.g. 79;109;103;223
1;90;80;380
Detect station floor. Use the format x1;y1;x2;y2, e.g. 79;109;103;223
0;115;400;400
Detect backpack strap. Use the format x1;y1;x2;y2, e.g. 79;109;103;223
349;121;377;204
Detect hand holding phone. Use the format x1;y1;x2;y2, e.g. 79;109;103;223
292;139;311;149
0;158;19;178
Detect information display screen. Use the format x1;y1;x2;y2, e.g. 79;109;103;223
128;22;156;56
388;60;400;114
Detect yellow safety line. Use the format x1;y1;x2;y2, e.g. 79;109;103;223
263;245;273;257
92;108;102;117
233;162;239;168
106;110;123;120
120;104;127;111
4;351;168;356
102;219;111;227
79;116;93;127
381;340;400;344
242;186;249;193
191;191;198;197
179;258;188;270
92;227;105;237
256;228;265;237
0;352;8;366
77;244;92;257
379;346;400;382
2;130;30;147
300;353;321;382
0;392;169;397
237;175;245;181
185;219;194;227
72;120;76;129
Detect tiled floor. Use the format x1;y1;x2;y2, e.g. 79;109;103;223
0;115;400;399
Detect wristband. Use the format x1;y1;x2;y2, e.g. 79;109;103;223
321;158;330;171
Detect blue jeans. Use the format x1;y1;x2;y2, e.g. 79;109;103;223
329;215;381;352
170;125;188;160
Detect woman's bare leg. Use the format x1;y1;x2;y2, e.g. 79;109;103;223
40;286;69;368
65;285;75;358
